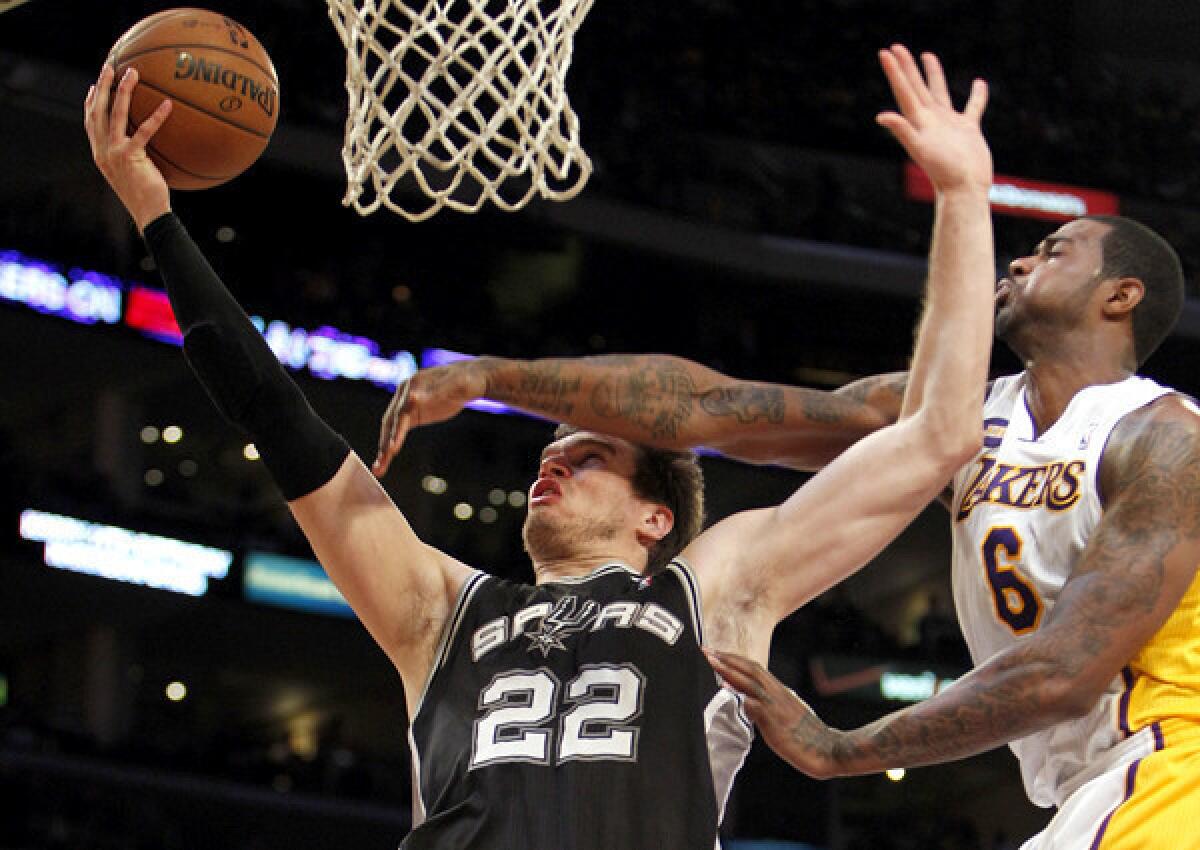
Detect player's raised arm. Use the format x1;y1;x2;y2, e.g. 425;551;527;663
84;65;471;700
373;353;907;476
682;46;993;661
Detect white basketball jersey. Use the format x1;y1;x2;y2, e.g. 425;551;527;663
950;373;1172;807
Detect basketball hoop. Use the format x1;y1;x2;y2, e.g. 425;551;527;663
326;0;595;221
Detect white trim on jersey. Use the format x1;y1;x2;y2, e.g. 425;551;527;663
407;723;427;827
408;570;489;826
666;557;705;645
425;572;489;705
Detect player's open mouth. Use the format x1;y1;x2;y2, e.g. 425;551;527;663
530;478;562;506
995;278;1013;307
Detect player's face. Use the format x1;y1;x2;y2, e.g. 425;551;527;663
995;218;1112;349
522;432;645;558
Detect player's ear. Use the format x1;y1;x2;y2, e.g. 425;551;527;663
636;504;674;546
1102;276;1144;320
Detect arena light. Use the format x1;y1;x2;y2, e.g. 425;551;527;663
255;317;417;389
18;509;232;596
904;163;1119;222
125;285;183;344
880;670;958;702
0;250;123;325
243;551;356;619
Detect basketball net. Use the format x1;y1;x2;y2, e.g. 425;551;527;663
326;0;595;221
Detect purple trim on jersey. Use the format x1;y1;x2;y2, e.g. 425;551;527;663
1152;721;1164;751
1117;667;1135;737
1088;759;1142;850
1024;393;1041;440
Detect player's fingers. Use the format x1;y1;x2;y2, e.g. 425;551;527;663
389;409;415;457
130;99;172;149
705;649;767;697
963;78;989;123
889;44;933;108
920;52;951;107
374;379;409;470
878;49;920;119
373;413;398;476
108;67;136;146
87;65;115;142
875;112;918;154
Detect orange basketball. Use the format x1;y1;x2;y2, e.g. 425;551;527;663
108;8;280;190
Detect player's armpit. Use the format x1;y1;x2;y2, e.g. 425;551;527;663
290;453;474;699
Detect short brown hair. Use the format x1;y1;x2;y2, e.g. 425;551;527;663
553;424;705;573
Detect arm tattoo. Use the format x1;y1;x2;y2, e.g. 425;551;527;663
699;386;785;424
589;359;697;440
835;373;909;422
484;361;582;417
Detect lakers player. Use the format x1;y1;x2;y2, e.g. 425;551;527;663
87;47;995;849
387;213;1200;844
704;215;1199;850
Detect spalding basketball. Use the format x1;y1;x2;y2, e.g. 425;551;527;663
108;8;280;190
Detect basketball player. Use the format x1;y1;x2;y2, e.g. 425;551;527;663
86;46;994;849
379;164;1200;850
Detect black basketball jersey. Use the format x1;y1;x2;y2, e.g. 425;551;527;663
401;560;753;850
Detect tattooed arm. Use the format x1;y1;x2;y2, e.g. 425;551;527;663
372;352;907;476
709;395;1200;776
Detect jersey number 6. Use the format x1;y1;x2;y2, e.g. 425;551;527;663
981;526;1044;634
471;664;645;768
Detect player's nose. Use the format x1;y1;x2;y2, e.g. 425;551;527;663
1008;254;1032;278
539;453;570;478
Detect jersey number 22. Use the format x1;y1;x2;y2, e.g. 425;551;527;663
471;664;644;768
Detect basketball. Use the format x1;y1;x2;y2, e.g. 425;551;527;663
107;8;279;190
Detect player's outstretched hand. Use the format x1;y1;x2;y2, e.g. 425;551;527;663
373;361;488;477
84;64;173;231
705;648;844;780
876;45;991;195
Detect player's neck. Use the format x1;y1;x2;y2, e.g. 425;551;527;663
1022;356;1134;434
531;553;642;584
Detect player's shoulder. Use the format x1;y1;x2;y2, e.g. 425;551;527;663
1110;391;1200;442
1101;392;1200;499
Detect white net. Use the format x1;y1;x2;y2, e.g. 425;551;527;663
326;0;595;221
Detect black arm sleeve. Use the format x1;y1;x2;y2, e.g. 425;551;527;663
142;212;350;500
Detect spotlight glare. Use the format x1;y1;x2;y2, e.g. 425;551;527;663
885;768;906;782
165;681;188;702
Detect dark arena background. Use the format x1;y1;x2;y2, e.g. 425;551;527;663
3;2;1200;848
